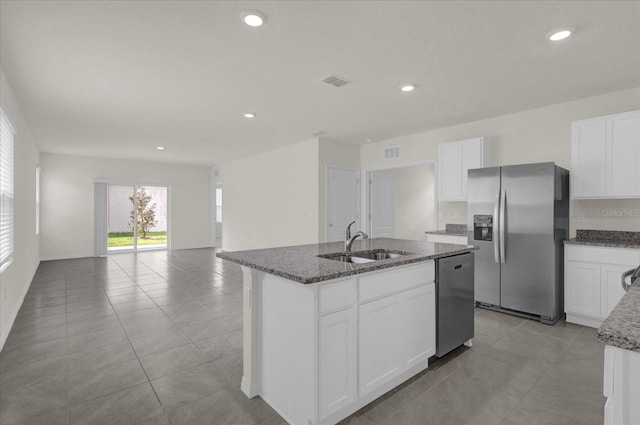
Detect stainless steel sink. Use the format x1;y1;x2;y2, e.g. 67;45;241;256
325;255;375;264
320;249;411;263
353;251;404;260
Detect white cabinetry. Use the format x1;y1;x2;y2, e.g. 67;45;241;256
258;261;436;425
317;278;358;418
572;110;640;199
564;245;640;328
438;137;491;201
358;264;436;397
319;308;357;418
426;233;468;245
604;345;640;425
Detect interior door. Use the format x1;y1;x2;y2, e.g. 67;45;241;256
369;171;396;238
326;167;360;242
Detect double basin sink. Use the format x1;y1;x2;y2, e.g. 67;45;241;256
319;249;411;264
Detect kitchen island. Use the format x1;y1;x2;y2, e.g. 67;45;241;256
598;279;640;425
217;238;475;425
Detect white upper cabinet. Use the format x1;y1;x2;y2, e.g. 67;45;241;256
438;137;491;202
572;110;640;199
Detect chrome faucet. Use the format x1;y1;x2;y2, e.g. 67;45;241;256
345;220;369;252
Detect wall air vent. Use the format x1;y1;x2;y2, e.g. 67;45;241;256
320;74;350;88
384;146;401;160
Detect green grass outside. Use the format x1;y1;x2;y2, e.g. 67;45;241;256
107;231;167;248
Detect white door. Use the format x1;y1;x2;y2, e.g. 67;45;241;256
358;295;401;396
318;308;357;419
369;171;396;238
601;264;633;318
571;117;607;198
565;261;601;318
399;284;435;368
607;111;640;197
326;167;359;242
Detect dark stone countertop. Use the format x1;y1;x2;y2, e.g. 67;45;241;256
598;282;640;352
425;224;468;236
216;238;476;284
564;230;640;249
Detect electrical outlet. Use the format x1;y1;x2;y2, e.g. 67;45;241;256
454;211;460;219
576;212;585;223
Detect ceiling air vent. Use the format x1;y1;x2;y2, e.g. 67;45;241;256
320;74;350;88
384;146;401;160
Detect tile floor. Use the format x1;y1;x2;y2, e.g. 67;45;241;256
0;248;605;425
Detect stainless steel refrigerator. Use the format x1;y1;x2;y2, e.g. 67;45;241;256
467;162;569;324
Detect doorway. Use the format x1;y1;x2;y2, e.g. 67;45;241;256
107;184;169;252
365;161;437;240
326;166;360;242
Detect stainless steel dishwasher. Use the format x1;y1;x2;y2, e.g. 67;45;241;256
435;252;475;357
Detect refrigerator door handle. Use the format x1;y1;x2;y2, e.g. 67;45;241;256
494;191;500;263
499;190;506;264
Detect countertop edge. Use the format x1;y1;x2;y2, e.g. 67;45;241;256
564;239;640;250
597;284;640;353
217;245;477;284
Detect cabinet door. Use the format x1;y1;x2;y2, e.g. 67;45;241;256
438;142;463;201
318;308;357;419
565;261;601;318
572;117;606;198
399;284;435;368
358;296;401;396
460;139;483;200
607;111;640;198
601;264;633;318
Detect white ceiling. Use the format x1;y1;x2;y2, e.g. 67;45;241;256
1;1;639;166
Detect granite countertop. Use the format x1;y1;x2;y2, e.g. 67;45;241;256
598;282;640;352
425;224;468;236
565;230;640;249
217;237;476;284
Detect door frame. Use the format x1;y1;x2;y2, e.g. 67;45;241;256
95;179;172;254
362;160;438;238
325;165;361;242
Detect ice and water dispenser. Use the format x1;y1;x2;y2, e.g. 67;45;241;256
473;215;493;241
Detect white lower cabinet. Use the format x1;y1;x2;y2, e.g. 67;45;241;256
258;261;435;425
358;294;402;395
318;308;357;418
604;345;640;425
565;245;640;328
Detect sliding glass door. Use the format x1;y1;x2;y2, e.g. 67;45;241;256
107;184;168;252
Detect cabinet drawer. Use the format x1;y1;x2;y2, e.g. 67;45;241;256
319;278;356;315
566;245;640;265
359;262;434;303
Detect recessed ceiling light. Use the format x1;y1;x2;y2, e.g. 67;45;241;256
548;29;572;41
243;112;255;118
241;11;266;27
156;146;165;150
400;84;415;92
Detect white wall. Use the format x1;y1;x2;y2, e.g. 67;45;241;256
393;164;435;239
220;138;320;252
40;153;211;260
0;68;40;349
361;87;640;235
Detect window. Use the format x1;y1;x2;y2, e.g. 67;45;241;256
36;165;41;235
0;108;15;272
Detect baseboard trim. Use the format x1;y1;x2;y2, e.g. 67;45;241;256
0;262;38;352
